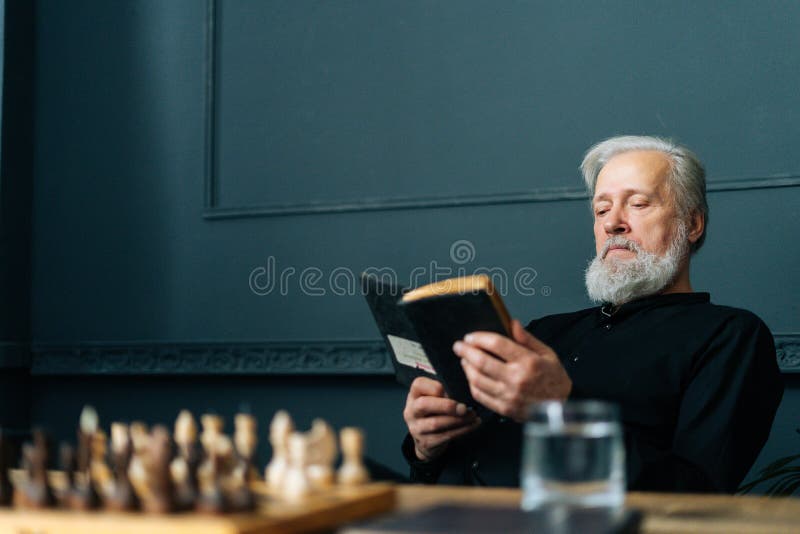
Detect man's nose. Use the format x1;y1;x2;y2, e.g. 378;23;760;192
603;208;629;234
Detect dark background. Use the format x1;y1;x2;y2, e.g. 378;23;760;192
1;0;798;486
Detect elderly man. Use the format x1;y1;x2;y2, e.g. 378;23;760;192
402;136;784;492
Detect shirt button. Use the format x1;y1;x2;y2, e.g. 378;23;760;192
604;324;611;330
498;417;508;424
471;460;480;470
572;355;579;362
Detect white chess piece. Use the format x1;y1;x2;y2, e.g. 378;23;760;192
306;419;337;490
265;410;294;491
337;427;369;486
282;433;312;502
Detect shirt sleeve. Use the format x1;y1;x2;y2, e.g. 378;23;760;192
401;432;447;484
632;313;784;492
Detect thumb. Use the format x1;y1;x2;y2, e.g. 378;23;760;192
511;319;551;354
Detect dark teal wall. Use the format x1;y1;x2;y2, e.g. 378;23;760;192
21;1;800;479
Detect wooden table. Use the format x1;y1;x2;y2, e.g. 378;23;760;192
2;484;799;533
385;485;800;533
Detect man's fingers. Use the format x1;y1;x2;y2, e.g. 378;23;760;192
461;330;530;362
410;413;479;436
461;359;505;399
409;376;446;398
409;394;470;419
453;341;507;380
414;418;481;455
511;319;551;354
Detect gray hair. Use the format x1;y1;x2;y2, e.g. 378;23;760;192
580;135;709;253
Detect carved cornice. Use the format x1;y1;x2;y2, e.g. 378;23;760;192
28;334;800;375
0;343;31;369
776;333;800;373
31;340;393;376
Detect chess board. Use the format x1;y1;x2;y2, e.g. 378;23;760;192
0;480;396;534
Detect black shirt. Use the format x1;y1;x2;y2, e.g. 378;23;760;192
402;292;784;492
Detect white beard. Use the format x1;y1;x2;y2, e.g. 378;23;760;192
585;223;689;306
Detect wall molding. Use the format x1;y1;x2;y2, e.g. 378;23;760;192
0;342;31;369
30;340;394;376
28;334;800;375
776;333;800;373
201;3;800;220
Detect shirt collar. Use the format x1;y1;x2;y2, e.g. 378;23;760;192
598;292;711;323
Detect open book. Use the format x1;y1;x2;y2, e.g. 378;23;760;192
361;273;511;409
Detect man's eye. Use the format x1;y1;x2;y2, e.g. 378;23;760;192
595;209;608;216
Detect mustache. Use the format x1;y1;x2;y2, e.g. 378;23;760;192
600;236;642;259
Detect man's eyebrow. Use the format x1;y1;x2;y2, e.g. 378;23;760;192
593;188;653;202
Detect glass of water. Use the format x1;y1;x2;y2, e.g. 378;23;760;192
521;400;625;511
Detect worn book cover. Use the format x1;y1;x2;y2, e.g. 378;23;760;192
361;273;511;410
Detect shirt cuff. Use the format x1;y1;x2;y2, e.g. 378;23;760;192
401;433;445;484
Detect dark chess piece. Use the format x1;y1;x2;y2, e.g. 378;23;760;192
0;429;13;506
195;431;230;515
58;443;77;507
106;422;139;511
14;429;56;508
69;408;101;510
140;425;175;514
229;413;257;511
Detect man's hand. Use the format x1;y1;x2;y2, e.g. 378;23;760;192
403;377;481;462
453;319;572;422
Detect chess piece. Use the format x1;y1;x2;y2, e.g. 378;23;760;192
14;429;56;508
282;433;312;502
70;406;101;510
196;433;232;514
130;425;175;514
107;422;138;511
57;443;77;507
233;413;259;483
126;421;149;502
229;413;257;511
90;429;114;499
337;427;369;486
306;419;337;490
200;414;224;455
265;410;294;492
0;429;13;506
170;410;200;510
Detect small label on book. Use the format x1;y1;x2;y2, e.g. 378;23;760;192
386;335;436;374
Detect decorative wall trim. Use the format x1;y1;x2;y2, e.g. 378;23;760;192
29;334;800;375
776;333;800;373
30;340;394;376
0;343;31;369
202;3;800;220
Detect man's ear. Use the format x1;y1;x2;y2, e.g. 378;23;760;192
687;211;705;244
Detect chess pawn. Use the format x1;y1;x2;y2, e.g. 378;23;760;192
337;428;369;486
107;422;138;511
14;430;56;508
0;430;12;506
305;419;336;490
265;410;294;492
170;410;200;510
282;433;312;502
200;414;224;455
